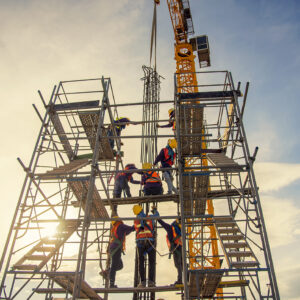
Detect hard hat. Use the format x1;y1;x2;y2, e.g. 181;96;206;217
142;162;152;170
168;138;177;149
168;108;174;115
111;216;120;226
133;205;143;215
125;163;136;170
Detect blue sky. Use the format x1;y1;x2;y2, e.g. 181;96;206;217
0;0;299;299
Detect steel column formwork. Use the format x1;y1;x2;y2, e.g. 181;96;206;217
173;70;279;300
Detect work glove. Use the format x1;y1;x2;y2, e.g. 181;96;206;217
151;206;159;215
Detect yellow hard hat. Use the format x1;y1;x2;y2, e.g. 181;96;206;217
111;216;120;225
168;138;177;149
168;108;174;115
142;162;152;170
133;205;143;215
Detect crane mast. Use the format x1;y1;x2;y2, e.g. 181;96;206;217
166;0;198;93
166;0;221;270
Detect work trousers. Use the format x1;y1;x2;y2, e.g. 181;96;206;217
113;176;131;198
137;240;155;283
144;185;163;196
163;171;178;194
108;128;121;149
113;176;131;213
109;247;123;285
173;246;183;282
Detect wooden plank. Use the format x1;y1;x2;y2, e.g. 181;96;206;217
219;280;249;288
50;113;74;159
100;193;178;206
189;271;224;298
179;90;241;100
207;153;242;170
39;159;89;179
68;180;109;219
53;100;99;112
231;261;259;268
35;285;183;294
227;251;253;257
79;113;114;160
47;274;103;299
223;242;247;248
219;235;244;241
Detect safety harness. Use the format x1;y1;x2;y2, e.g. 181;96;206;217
144;171;161;183
163;146;176;166
109;222;126;257
134;218;154;240
166;224;182;258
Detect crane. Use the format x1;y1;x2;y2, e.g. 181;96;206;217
155;0;223;296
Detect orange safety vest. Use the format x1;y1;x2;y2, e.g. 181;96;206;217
172;120;176;131
166;224;182;250
110;222;126;253
134;218;154;240
145;171;161;183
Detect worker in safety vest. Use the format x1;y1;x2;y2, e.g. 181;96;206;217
102;216;135;288
113;164;141;213
133;205;156;288
108;117;138;149
156;108;175;131
141;162;163;195
154;139;178;194
153;208;183;286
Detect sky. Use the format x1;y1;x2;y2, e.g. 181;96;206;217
0;0;300;299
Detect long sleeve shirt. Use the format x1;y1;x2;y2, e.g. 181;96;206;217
116;173;140;184
154;148;166;167
157;218;173;242
160;120;174;128
110;223;135;249
154;147;175;168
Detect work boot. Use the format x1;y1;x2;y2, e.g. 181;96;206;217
173;279;183;286
148;280;155;287
137;281;146;288
109;283;118;288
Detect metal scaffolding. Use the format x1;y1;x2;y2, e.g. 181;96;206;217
0;70;279;300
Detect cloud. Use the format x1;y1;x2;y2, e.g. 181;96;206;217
262;195;300;248
278;266;300;299
254;162;300;192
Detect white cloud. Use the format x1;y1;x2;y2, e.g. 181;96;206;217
254;162;300;192
262;195;300;247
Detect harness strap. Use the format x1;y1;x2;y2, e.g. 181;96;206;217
110;238;122;257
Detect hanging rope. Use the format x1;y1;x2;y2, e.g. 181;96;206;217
146;237;180;257
150;1;157;71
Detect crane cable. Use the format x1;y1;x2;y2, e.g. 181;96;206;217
150;1;157;71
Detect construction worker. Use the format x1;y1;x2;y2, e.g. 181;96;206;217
113;164;141;213
156;108;175;131
133;205;156;288
153;208;183;285
103;216;135;288
154;139;178;194
108;117;136;149
141;162;163;195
